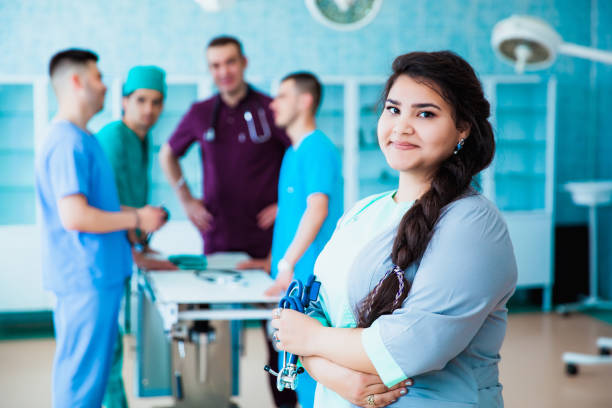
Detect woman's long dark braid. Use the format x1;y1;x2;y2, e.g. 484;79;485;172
357;51;495;328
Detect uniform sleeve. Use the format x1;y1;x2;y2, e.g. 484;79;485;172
97;129;129;205
301;139;340;199
47;139;90;201
306;299;331;327
167;103;199;157
361;201;517;387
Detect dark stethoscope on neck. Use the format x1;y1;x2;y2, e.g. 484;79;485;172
204;86;272;144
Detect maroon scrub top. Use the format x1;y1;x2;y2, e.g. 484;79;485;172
168;86;290;258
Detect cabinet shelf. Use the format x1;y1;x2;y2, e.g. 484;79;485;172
358;144;380;152
0;185;35;192
0;148;34;154
495;105;546;113
496;139;546;146
359;106;379;115
495;171;546;179
0;111;34;117
317;109;344;117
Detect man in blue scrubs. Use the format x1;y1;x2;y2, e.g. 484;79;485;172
35;49;168;408
267;72;343;408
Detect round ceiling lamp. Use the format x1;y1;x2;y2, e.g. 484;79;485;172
194;0;235;12
305;0;384;31
491;15;612;73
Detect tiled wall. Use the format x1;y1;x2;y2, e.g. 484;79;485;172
0;0;610;296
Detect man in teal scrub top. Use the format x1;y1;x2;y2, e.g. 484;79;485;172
36;49;168;408
97;65;176;408
97;65;175;269
268;72;343;408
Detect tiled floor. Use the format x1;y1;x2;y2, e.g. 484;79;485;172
1;313;612;407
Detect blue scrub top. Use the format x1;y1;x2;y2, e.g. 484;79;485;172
35;120;132;294
271;129;343;283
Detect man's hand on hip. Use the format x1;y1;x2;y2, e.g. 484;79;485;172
257;203;278;230
183;198;213;232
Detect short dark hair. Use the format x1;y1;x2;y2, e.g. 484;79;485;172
49;48;98;78
206;36;244;57
281;71;323;114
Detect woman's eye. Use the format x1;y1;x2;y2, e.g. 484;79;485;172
417;111;435;118
385;106;399;115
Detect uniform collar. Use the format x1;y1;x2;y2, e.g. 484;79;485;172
218;84;255;110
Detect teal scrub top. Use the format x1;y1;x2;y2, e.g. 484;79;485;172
96;120;149;207
270;129;343;284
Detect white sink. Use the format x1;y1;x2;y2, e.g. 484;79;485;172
565;181;612;206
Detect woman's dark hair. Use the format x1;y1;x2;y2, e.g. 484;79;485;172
356;51;495;328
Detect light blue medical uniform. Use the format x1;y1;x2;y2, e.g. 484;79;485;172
271;129;343;283
35;119;132;408
271;129;343;408
309;191;517;407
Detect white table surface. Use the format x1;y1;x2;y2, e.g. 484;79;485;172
147;269;280;305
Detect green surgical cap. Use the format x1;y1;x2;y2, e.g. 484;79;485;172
123;65;167;97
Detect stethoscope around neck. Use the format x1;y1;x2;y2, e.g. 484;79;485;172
204;88;272;144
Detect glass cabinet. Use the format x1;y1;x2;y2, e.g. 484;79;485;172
488;80;549;211
482;76;557;310
0;84;36;225
357;82;396;200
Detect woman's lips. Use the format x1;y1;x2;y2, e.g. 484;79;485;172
390;141;418;150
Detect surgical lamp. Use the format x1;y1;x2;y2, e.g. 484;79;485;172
491;15;612;73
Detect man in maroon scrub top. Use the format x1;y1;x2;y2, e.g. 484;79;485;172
160;36;289;258
159;36;295;407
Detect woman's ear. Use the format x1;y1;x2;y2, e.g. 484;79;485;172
457;121;471;140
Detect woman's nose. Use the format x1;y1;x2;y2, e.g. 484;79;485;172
393;119;415;136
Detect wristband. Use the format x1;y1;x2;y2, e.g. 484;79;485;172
174;176;186;190
133;210;141;230
277;258;293;275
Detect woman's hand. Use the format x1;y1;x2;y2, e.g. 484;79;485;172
301;355;413;407
270;308;323;357
341;373;411;408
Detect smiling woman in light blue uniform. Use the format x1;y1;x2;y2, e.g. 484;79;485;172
271;51;517;408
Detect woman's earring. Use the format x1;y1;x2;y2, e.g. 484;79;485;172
453;138;465;155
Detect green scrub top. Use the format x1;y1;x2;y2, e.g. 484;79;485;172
96;120;149;208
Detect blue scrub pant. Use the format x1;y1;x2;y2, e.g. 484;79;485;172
296;370;316;408
52;285;123;408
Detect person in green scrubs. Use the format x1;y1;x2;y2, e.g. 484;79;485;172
97;65;176;408
98;65;176;267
